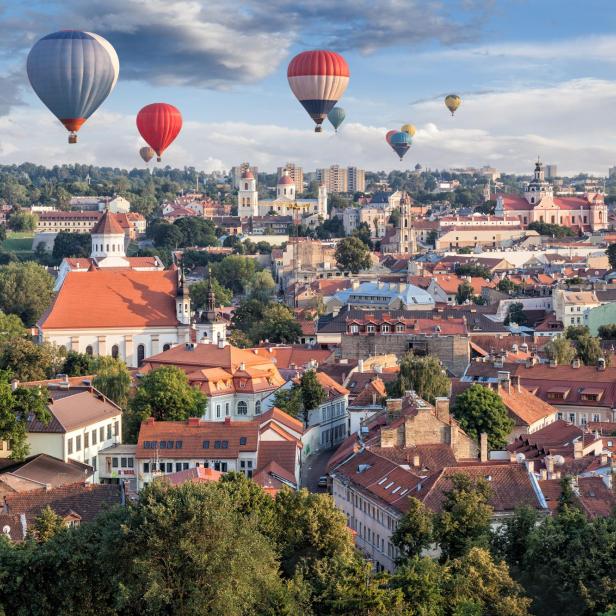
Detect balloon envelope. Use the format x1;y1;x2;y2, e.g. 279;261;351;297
327;107;346;132
140;146;155;163
136;103;183;161
288;50;349;132
401;123;416;137
27;30;119;143
386;129;397;144
389;131;411;160
445;94;461;116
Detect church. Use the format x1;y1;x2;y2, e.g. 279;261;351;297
495;160;607;233
380;192;418;254
38;211;193;368
237;169;327;220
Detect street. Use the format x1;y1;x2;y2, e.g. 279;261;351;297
300;447;334;492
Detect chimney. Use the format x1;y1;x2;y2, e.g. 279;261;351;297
413;454;420;467
549;358;558;368
239;362;246;371
480;432;488;463
545;455;555;477
510;374;521;392
386;398;402;413
600;453;608;466
358;359;364;373
597;357;606;371
218;339;226;349
224;416;231;424
540;468;548;480
187;417;200;426
10;379;19;391
434;397;450;423
572;358;581;369
573;440;583;459
497;371;511;393
527;460;534;474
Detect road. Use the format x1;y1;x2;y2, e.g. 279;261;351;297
301;447;334;492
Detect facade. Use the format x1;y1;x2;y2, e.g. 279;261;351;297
326;281;434;313
380;192;417;254
317;165;348;193
435;227;536;251
238;170;327;220
347;167;366;193
277;163;304;194
552;289;600;327
342;207;360;235
495;160;607;232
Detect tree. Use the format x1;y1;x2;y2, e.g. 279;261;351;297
504;302;527;327
61;351;96;377
564;324;590;341
149;220;184;249
491;505;540;570
212;255;257;295
297;369;326;424
0;339;64;382
455;264;491;278
31;506;66;543
272;385;303;419
389;353;450;404
0;262;54;326
607;243;616;270
7;210;36;232
598;324;616;340
497;278;519;294
456;281;474;305
391;497;434;562
126;366;206;441
0;311;26;343
190;279;232;310
51;232;91;262
528;221;574;238
91;356;131;409
248;270;276;303
250;303;301;345
575;334;605;366
544;336;576;365
335;236;372;273
231;298;266;333
173;217;218;247
434;474;493;561
452;384;514;449
227;329;252;348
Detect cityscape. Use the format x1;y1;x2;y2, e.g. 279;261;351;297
0;2;615;616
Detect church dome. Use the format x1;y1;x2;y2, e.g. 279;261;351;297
278;175;294;185
241;170;254;180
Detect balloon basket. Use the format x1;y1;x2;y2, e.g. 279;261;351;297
157;157;162;162
68;132;77;144
315;125;322;133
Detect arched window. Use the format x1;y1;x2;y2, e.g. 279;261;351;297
137;344;145;365
85;345;93;356
111;345;119;359
106;244;109;252
163;343;171;352
255;400;261;415
237;401;248;415
216;404;221;418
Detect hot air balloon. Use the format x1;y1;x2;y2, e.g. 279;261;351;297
401;123;416;138
136;103;182;162
327;107;346;132
27;31;119;144
389;131;411;161
385;130;397;145
140;146;155;163
445;94;461;116
287;50;350;132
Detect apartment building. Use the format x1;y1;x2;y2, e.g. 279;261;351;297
317;165;348;193
347;167;366;193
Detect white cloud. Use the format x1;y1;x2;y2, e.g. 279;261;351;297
3;78;616;176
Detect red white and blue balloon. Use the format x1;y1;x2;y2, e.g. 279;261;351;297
27;30;120;143
287;50;350;132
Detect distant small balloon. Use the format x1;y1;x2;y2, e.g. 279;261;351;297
140;146;155;163
445;94;461;116
389;131;412;161
327;107;346;132
401;123;416;137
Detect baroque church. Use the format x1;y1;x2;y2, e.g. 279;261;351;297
380;192;418;254
495;160;607;233
237;169;327;220
38;210;227;368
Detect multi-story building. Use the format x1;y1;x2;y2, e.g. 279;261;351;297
317;165;348;194
545;164;558;179
347;167;366;193
342;207;360;236
552;289;600;327
277;162;304;194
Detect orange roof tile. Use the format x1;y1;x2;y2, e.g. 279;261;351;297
91;210;124;235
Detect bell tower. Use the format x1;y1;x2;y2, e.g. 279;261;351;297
195;269;227;344
238;169;258;217
524;159;552;206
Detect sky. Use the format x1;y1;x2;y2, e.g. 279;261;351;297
1;0;616;175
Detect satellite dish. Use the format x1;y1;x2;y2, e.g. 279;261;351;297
515;453;526;463
2;525;10;535
552;455;565;466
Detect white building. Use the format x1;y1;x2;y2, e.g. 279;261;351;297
553;288;600;327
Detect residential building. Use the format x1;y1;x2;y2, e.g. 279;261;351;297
552;289;600;327
427;275;496;305
347;167;366;193
317;165;348;193
277;162;304;194
69;195;131;213
545;164;558;179
435;226;536;251
325;281;434;313
342;207;360;235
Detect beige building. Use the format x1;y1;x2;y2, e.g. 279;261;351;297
277;162;304;194
317;165;348;193
347;167;366;193
552;288;600;327
436;227;538;250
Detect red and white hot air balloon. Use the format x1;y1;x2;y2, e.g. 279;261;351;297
287;50;350;132
136;103;182;162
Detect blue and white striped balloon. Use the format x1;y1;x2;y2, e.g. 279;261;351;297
27;30;119;143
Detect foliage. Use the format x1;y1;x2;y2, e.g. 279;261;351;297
61;351;96;377
7;210;36;232
504;302;527;327
574;334;605;366
607;243;616;270
456;281;474;305
0;339;65;382
126;366;206;442
212;255;257;295
564;324;590;341
434;474;493;562
0;312;26;343
392;497;434;562
0;261;54;326
31;506;67;543
598;324;616;339
452;384;514;449
231;298;266;333
497;278;520;294
272;385;303;419
189;278;232;310
335;236;372;273
544;336;576;365
275;370;326;426
51;232;91;262
389;353;450;404
454;264;491;278
248;270;277;303
314;215;344;239
91;357;132;409
227;329;252;348
528;221;574;238
248;303;301;345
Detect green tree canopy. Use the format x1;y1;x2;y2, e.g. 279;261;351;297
91;356;132;409
391;497;434;563
504;302;527;327
544;335;576;365
190;278;232;310
575;334;605;366
0;339;64;382
452;384;514;449
212;255;257;295
388;353;450;404
51;232;91;262
247;270;276;304
249;303;301;345
607;243;616;270
335;236;372;273
7;210;37;232
456;280;474;305
598;324;616;340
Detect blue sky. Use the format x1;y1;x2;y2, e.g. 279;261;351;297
2;0;616;174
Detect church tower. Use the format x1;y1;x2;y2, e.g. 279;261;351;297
90;210;129;267
176;267;191;326
238;169;258;217
397;192;417;254
195;270;227;344
318;183;328;219
277;171;296;200
524;159;552;206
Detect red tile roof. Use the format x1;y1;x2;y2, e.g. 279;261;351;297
91;210;124;235
161;466;222;486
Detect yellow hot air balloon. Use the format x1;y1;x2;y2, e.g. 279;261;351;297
401;123;416;137
445;94;461;116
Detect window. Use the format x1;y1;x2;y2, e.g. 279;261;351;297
67;438;73;455
107;424;112;440
144;462;150;473
569;413;576;424
163;343;171;351
111;345;119;359
240;437;247;445
366;325;375;333
225;403;230;416
92;457;97;472
84;432;89;449
100;426;105;442
112;457;118;468
350;324;359;334
216;404;221;418
159;462;165;472
85;345;93;356
176;462;182;472
221;440;229;449
166;463;173;473
237;401;248;415
381;324;390;333
75;435;81;451
120;457;127;467
255;400;261;415
92;429;97;445
214;440;222;449
137;344;145;364
127;458;134;468
202;440;210;449
175;440;183;449
114;421;119;437
593;414;600;423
